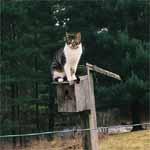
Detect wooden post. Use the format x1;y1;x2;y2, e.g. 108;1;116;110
86;64;99;150
86;63;121;81
80;110;91;150
54;76;98;150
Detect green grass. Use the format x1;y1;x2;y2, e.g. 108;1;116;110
100;130;150;150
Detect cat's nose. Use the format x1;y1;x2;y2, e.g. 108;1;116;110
72;43;76;47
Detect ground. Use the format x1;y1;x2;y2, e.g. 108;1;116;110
100;130;150;150
0;130;150;150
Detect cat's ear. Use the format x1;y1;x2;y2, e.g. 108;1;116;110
76;32;81;41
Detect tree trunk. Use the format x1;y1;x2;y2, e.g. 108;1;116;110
35;82;40;139
48;104;55;140
131;99;143;131
11;84;16;147
35;56;40;133
36;103;40;131
17;105;22;146
48;85;55;140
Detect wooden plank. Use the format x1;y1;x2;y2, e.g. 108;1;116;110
52;81;69;84
80;111;91;150
86;65;99;150
86;63;121;81
75;75;91;111
53;76;88;85
55;76;92;112
56;84;76;112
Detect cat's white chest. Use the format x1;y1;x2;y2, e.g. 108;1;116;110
64;44;82;66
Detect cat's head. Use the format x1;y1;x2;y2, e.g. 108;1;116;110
65;32;81;49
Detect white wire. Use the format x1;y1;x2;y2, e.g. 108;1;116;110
0;123;149;138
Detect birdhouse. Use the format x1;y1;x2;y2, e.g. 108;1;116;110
55;75;91;112
53;63;121;150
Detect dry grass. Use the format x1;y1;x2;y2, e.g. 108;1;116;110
29;137;82;150
0;136;83;150
0;130;150;150
100;130;150;150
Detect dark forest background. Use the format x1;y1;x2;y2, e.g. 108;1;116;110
0;0;149;139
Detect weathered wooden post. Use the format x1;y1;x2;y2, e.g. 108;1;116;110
54;63;121;150
86;63;99;150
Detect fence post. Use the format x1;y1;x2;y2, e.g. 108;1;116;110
86;64;99;150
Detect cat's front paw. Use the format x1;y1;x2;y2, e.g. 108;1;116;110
72;75;80;84
57;78;64;83
72;75;77;81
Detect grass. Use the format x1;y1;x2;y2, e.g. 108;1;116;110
100;130;150;150
29;137;82;150
0;130;150;150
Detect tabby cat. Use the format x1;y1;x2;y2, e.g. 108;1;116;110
51;32;82;85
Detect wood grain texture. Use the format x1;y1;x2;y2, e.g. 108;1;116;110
86;63;121;81
86;64;99;150
55;75;91;112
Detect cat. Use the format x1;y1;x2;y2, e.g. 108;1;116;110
51;32;82;85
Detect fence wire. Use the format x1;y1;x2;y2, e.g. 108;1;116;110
0;123;150;138
0;123;150;150
0;123;149;138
